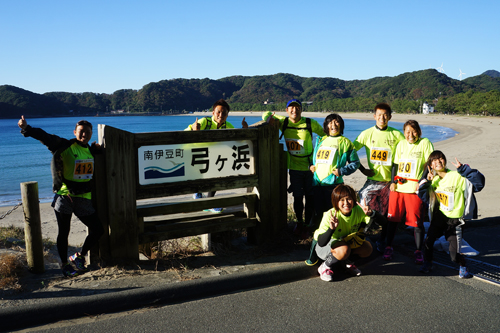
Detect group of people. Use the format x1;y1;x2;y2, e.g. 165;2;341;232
262;99;485;282
18;98;485;280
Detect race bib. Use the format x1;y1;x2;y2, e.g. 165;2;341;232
316;147;336;164
73;159;94;180
436;191;454;212
397;158;417;179
370;147;391;166
286;138;306;155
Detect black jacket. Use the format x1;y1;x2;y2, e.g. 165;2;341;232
21;125;101;195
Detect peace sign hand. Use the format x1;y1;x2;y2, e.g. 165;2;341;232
329;210;339;230
357;198;373;216
451;157;462;169
427;165;434;181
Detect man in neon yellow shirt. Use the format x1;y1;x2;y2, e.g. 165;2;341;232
262;99;326;236
19;116;104;278
353;103;404;251
186;99;248;212
185;99;248;131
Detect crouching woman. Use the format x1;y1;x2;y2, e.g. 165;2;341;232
312;184;384;281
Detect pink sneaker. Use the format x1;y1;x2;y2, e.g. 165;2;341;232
318;262;334;282
414;250;424;265
346;262;362;276
383;246;393;261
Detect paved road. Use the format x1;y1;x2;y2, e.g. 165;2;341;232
29;253;500;333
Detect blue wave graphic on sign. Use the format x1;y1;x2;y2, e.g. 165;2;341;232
144;163;185;179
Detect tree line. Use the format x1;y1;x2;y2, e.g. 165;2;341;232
1;69;499;118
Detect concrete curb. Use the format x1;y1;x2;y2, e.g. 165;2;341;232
2;219;498;331
0;262;317;331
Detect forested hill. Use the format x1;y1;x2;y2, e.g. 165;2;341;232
1;69;500;118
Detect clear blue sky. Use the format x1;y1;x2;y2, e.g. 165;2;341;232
1;0;498;94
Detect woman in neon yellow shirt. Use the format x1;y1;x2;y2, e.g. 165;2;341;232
417;150;485;278
383;120;433;264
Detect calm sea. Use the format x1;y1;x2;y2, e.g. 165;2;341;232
0;114;456;207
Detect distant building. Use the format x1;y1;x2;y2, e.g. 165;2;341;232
263;99;274;105
422;102;434;114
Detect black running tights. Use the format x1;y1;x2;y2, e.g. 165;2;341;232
55;211;104;263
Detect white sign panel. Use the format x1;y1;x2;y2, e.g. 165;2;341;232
138;140;255;185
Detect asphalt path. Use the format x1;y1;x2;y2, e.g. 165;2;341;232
27;254;500;333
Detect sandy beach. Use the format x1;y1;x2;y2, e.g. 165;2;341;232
1;112;499;246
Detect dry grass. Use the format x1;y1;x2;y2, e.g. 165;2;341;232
139;237;205;261
0;225;56;292
0;253;26;291
0;226;27;291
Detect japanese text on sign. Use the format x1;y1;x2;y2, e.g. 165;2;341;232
138;140;255;185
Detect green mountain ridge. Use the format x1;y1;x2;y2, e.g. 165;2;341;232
1;69;500;118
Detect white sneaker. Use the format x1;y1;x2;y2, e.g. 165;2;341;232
346;262;361;276
318;262;334;282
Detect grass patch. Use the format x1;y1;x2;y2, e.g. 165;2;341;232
0;225;25;248
0;225;56;292
153;237;205;259
0;253;26;291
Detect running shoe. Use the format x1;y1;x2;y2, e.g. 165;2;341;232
383;246;393;261
420;261;433;273
345;261;362;276
318;262;334;282
193;193;205;199
305;258;319;266
376;240;386;253
69;252;89;272
414;250;424;265
459;266;473;279
62;263;79;277
204;207;224;213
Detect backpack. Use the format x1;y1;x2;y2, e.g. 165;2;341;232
280;117;314;159
203;117;226;130
279;117;312;140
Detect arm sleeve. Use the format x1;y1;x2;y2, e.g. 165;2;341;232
339;149;360;176
21;125;66;153
317;227;335;247
391;163;398;183
311;136;320;166
417;170;432;205
457;164;485;193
